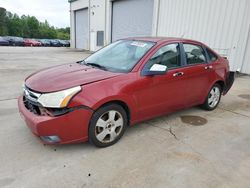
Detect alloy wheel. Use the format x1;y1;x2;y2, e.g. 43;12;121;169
95;110;124;143
208;86;220;108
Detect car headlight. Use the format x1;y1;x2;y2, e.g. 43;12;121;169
37;86;81;108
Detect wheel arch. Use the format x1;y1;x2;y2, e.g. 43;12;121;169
202;79;225;104
207;79;225;94
93;99;133;126
214;80;225;91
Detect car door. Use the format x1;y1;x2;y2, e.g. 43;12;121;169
134;43;189;120
178;43;214;105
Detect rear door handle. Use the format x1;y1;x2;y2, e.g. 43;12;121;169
205;65;213;70
173;72;184;77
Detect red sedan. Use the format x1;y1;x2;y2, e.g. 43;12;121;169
24;39;42;47
18;37;234;147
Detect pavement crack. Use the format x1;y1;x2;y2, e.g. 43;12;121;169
145;117;229;175
169;125;178;140
0;97;18;102
146;122;179;140
218;107;250;118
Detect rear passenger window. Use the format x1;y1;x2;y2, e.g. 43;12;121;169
206;48;218;62
147;43;181;69
183;44;206;65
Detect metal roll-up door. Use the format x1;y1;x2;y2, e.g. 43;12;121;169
111;0;154;42
75;8;89;49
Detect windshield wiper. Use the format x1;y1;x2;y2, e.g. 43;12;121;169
85;62;107;71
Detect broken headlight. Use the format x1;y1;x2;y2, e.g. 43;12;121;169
37;86;81;108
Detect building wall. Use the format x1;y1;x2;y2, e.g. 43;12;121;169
69;0;250;73
156;0;250;72
70;0;105;51
89;0;106;51
70;0;89;49
241;28;250;74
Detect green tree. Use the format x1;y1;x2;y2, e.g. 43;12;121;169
0;7;8;35
7;13;23;36
0;8;70;40
20;15;29;38
26;16;39;38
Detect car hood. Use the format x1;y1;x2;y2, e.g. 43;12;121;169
25;63;122;93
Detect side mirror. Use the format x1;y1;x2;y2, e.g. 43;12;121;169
142;64;167;76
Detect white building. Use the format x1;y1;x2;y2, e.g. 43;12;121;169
69;0;250;74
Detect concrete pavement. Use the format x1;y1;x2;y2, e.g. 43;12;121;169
0;47;250;188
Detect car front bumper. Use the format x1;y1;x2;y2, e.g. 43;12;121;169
18;96;93;144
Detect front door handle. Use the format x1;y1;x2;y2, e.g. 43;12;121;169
173;72;184;77
205;65;213;70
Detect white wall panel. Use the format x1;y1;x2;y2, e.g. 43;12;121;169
89;0;106;51
71;0;89;11
70;6;75;48
157;0;250;72
241;28;250;74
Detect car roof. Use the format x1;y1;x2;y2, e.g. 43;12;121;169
125;37;204;45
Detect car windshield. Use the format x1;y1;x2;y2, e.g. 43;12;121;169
83;40;155;72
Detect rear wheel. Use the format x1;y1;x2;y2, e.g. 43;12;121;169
201;84;222;110
89;104;127;147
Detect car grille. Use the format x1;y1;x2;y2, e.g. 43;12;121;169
23;96;41;115
23;87;41;115
23;86;70;117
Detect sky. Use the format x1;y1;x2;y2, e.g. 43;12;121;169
0;0;70;28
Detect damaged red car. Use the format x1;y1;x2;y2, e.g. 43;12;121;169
18;37;234;147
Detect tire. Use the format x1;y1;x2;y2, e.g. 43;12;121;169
201;83;222;111
89;104;128;147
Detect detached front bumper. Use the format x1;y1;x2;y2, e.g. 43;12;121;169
18;96;93;144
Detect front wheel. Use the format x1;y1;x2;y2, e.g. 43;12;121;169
89;104;128;147
201;84;222;110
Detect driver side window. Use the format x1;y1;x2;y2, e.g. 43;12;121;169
146;43;181;69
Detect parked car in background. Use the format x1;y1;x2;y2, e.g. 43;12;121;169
24;39;42;47
3;36;24;46
57;39;66;47
63;40;70;47
0;36;10;46
49;39;61;47
38;39;50;47
18;37;235;147
56;39;70;47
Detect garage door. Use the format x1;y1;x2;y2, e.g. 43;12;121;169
111;0;154;42
75;8;89;49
